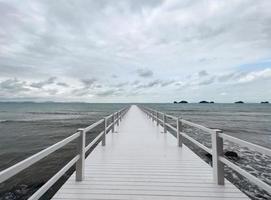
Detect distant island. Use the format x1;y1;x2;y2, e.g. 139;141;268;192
173;101;188;104
199;101;215;104
199;101;209;104
235;101;244;104
172;101;270;104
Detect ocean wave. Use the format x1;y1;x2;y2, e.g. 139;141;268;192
25;112;85;115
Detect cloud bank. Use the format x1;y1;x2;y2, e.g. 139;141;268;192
0;0;271;102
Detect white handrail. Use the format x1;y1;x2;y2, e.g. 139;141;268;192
28;155;80;200
0;131;80;183
219;133;271;157
0;105;130;199
84;119;104;132
180;131;212;154
85;131;104;152
220;157;271;193
140;105;271;194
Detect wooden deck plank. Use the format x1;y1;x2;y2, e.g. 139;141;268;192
52;105;248;200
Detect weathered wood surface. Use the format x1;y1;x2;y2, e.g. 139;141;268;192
52;105;248;200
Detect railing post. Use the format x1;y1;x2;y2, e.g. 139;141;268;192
117;112;119;126
177;117;183;147
212;129;224;185
112;113;115;133
102;118;106;146
76;128;85;181
163;114;166;133
156;111;158;126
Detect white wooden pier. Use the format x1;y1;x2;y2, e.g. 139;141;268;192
1;105;270;199
52;105;248;200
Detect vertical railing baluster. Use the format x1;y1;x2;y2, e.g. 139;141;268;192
177;117;183;147
102;118;106;146
212;129;224;185
112;113;115;133
76;128;85;181
163;114;166;133
117;112;119;126
156;111;158;125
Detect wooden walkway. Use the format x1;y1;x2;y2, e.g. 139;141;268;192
52;105;248;200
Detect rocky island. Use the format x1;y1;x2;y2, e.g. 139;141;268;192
235;101;244;104
173;100;188;104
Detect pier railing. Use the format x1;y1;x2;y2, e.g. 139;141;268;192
0;106;130;200
140;106;271;194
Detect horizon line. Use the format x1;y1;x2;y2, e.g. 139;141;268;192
0;101;269;104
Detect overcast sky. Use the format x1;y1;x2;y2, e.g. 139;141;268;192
0;0;271;103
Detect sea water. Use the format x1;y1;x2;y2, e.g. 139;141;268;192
141;103;271;200
0;102;270;200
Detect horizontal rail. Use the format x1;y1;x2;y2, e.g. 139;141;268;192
143;107;214;134
181;119;214;134
28;155;80;200
0;131;80;183
165;114;177;120
219;133;271;157
0;105;130;199
85;131;104;152
220;157;271;193
180;132;212;154
144;107;212;155
165;122;177;132
157;118;163;124
107;122;114;131
140;105;271;193
84;119;104;132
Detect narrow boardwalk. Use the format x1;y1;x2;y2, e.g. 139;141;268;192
52;105;248;200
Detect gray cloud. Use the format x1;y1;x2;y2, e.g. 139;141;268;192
81;78;97;88
30;77;57;88
136;68;153;78
0;78;30;93
0;1;271;102
96;89;118;97
198;70;208;77
217;73;236;82
217;71;252;83
136;79;174;89
136;80;160;89
57;82;69;87
71;78;98;96
131;80;140;85
111;82;129;88
160;80;175;87
198;76;215;85
46;89;58;95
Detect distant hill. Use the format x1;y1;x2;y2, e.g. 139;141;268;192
173;100;188;104
235;101;244;104
199;101;209;104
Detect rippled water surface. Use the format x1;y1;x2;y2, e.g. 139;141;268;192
141;103;271;200
0;102;270;200
0;102;129;200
